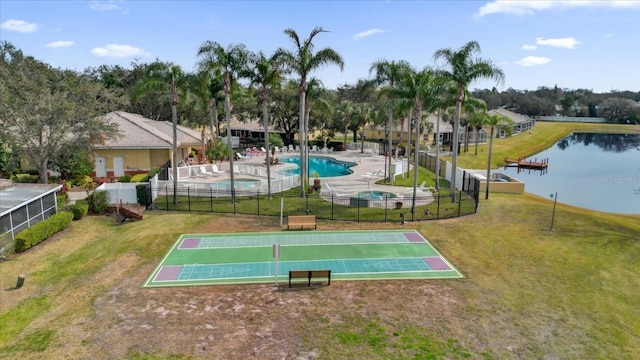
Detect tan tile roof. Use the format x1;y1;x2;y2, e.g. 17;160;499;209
96;111;203;149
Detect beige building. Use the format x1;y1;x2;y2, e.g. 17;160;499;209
92;111;205;179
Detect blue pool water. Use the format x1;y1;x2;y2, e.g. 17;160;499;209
357;191;397;200
209;179;260;190
280;156;355;177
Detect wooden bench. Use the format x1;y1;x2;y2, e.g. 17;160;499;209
288;270;331;288
287;215;317;230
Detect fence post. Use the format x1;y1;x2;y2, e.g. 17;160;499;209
436;193;441;220
257;190;260;216
457;191;462;217
331;194;334;220
165;186;168;210
384;195;388;222
210;188;213;212
188;187;191;212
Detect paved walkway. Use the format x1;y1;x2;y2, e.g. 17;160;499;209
210;149;432;205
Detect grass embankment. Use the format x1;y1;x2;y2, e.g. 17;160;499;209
0;198;638;359
448;122;639;170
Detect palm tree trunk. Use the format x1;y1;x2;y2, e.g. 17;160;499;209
485;126;494;200
209;99;217;148
405;110;411;177
435;108;441;190
411;105;420;215
450;101;461;202
171;104;178;205
263;99;271;197
225;92;235;205
387;109;393;182
474;128;479;155
299;91;306;197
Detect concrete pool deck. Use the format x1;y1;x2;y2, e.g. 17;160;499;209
199;149;434;206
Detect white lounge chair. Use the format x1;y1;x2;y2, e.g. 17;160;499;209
288;144;294;152
236;152;248;160
199;166;215;177
211;165;226;175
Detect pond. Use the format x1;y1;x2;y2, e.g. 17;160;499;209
502;132;640;214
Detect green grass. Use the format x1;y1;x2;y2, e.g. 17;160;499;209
0;296;51;346
155;185;476;221
448;122;639;169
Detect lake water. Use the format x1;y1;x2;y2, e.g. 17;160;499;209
501;132;640;214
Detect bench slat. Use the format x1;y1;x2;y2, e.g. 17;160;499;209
286;215;317;230
288;269;331;288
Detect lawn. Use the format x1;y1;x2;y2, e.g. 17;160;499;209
0;195;638;359
0;121;638;359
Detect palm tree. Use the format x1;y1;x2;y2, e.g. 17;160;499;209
133;61;186;205
433;41;505;201
460;96;487;154
304;78;330;181
355;103;373;154
274;26;344;197
485;114;513;199
431;77;456;191
389;67;441;214
245;51;282;197
197;41;250;205
369;59;412;181
337;100;355;149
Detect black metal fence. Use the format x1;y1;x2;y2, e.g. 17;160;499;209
150;173;479;223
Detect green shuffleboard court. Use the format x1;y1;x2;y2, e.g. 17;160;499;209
143;230;464;287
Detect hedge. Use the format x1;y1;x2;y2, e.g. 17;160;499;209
130;173;148;182
14;211;74;253
68;203;89;220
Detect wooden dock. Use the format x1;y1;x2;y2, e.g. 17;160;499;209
504;157;549;172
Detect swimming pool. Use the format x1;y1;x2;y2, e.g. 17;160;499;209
357;191;398;200
280;156;356;177
208;179;261;191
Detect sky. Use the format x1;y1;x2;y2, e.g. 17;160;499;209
1;0;639;93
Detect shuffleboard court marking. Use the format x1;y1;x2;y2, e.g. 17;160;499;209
155;265;182;281
179;238;201;249
143;230;464;287
424;257;451;270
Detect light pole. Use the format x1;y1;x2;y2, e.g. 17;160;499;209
550;192;558;231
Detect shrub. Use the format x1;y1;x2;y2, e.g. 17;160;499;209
88;190;109;214
71;175;93;188
67;203;89;220
147;167;160;179
136;184;149;206
14;211;73;253
56;193;68;209
12;173;38;183
130;173;148;183
118;175;132;183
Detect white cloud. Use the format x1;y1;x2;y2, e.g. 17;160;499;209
476;1;640;17
353;28;386;40
516;56;552;67
90;0;127;13
46;40;74;48
0;19;38;33
91;44;150;58
522;44;537;50
603;33;614;38
536;37;580;49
